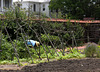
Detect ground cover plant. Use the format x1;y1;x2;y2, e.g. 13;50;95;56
0;34;86;65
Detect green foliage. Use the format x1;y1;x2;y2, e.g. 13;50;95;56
56;49;85;60
0;60;17;65
0;34;29;60
38;45;55;58
49;22;64;30
49;0;100;19
0;35;13;60
84;43;100;57
63;22;84;41
0;57;18;65
13;40;29;58
51;10;64;19
94;6;100;19
0;3;87;65
41;21;84;46
4;6;27;19
41;34;60;43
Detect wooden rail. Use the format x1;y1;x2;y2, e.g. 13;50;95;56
1;17;100;24
33;18;100;24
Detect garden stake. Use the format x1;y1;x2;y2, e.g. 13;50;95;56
72;37;74;49
29;25;49;62
45;28;61;54
0;20;3;49
50;26;64;56
40;25;59;56
39;45;42;60
17;22;34;63
22;28;42;60
72;31;78;51
42;30;55;56
28;24;42;60
45;42;53;56
4;23;20;66
17;20;42;60
43;40;53;56
21;29;34;63
58;34;65;56
73;32;78;51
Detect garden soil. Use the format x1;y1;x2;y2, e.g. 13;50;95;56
0;58;100;72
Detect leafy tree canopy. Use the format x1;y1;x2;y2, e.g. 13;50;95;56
49;0;100;19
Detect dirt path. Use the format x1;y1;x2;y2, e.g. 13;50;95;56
0;63;37;70
0;58;100;72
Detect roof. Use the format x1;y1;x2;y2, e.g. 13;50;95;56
13;0;50;2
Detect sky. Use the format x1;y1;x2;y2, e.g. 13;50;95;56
13;0;50;2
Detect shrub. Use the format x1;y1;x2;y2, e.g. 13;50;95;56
84;42;100;57
13;40;30;59
4;6;27;19
0;34;13;60
0;34;29;60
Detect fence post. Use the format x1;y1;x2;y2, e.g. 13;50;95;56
0;19;3;50
87;31;90;42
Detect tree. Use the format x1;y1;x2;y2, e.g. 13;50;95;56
49;0;100;19
93;0;100;19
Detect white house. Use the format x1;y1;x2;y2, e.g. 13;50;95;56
14;0;50;17
0;0;13;13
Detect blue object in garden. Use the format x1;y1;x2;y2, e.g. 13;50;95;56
26;40;36;47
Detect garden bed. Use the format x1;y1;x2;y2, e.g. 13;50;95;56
0;58;100;72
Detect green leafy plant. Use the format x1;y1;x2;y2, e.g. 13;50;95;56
4;6;27;20
41;34;60;44
13;40;30;59
0;34;14;60
56;49;85;60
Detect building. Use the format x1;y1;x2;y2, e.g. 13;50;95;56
14;0;50;17
0;0;13;14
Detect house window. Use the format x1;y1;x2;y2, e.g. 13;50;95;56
5;0;9;8
43;8;45;11
33;4;36;12
43;4;45;11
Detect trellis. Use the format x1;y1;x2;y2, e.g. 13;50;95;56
0;18;85;66
53;21;100;43
81;23;100;42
